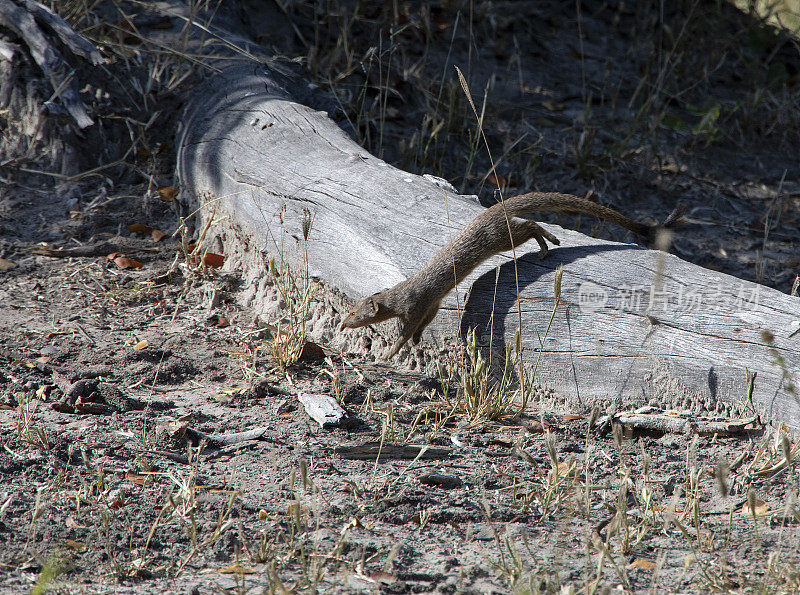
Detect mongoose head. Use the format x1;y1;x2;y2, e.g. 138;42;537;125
340;293;396;329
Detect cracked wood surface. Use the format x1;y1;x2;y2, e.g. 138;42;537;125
177;63;800;430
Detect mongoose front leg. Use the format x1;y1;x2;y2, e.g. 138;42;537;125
411;305;439;345
384;318;417;359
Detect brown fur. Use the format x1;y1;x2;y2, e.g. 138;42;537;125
341;192;681;358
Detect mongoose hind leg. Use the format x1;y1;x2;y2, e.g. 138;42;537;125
506;218;559;259
519;220;559;259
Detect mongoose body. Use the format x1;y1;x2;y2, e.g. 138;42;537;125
341;192;680;358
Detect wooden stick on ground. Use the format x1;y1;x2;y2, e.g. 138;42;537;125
0;0;101;128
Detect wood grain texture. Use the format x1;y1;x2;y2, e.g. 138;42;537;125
177;63;800;430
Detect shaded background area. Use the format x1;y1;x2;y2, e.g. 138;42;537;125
1;0;799;293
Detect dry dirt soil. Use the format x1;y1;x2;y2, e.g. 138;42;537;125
1;1;799;593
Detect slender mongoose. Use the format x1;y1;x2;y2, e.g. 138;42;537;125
341;192;683;358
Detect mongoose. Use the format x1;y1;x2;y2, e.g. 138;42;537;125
341;192;683;358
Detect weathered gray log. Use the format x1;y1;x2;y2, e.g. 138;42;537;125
177;63;800;431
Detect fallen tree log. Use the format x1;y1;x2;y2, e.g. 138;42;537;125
177;62;800;430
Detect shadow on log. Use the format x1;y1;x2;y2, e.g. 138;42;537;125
177;62;800;431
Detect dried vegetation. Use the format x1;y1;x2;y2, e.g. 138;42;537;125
0;0;799;592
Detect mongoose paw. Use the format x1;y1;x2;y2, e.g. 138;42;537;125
383;338;406;359
539;230;560;246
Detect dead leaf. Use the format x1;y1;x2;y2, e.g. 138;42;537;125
198;485;229;493
742;499;770;516
215;315;229;328
344;517;364;531
218;564;255;575
133;340;149;351
202;252;224;268
112;255;144;269
126;472;151;487
628;558;656;570
525;421;546;434
63;539;87;552
557;460;576;475
156;185;178;202
561;414;583;421
535;117;558;127
287;502;308;517
164;417;191;439
65;516;86;529
0;258;16;271
431;13;450;30
370;570;397;584
35;356;51;365
151;228;167;242
298;340;324;361
542;100;565;111
127;223;152;234
486;172;507;188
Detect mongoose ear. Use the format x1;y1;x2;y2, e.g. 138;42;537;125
369;298;379;314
